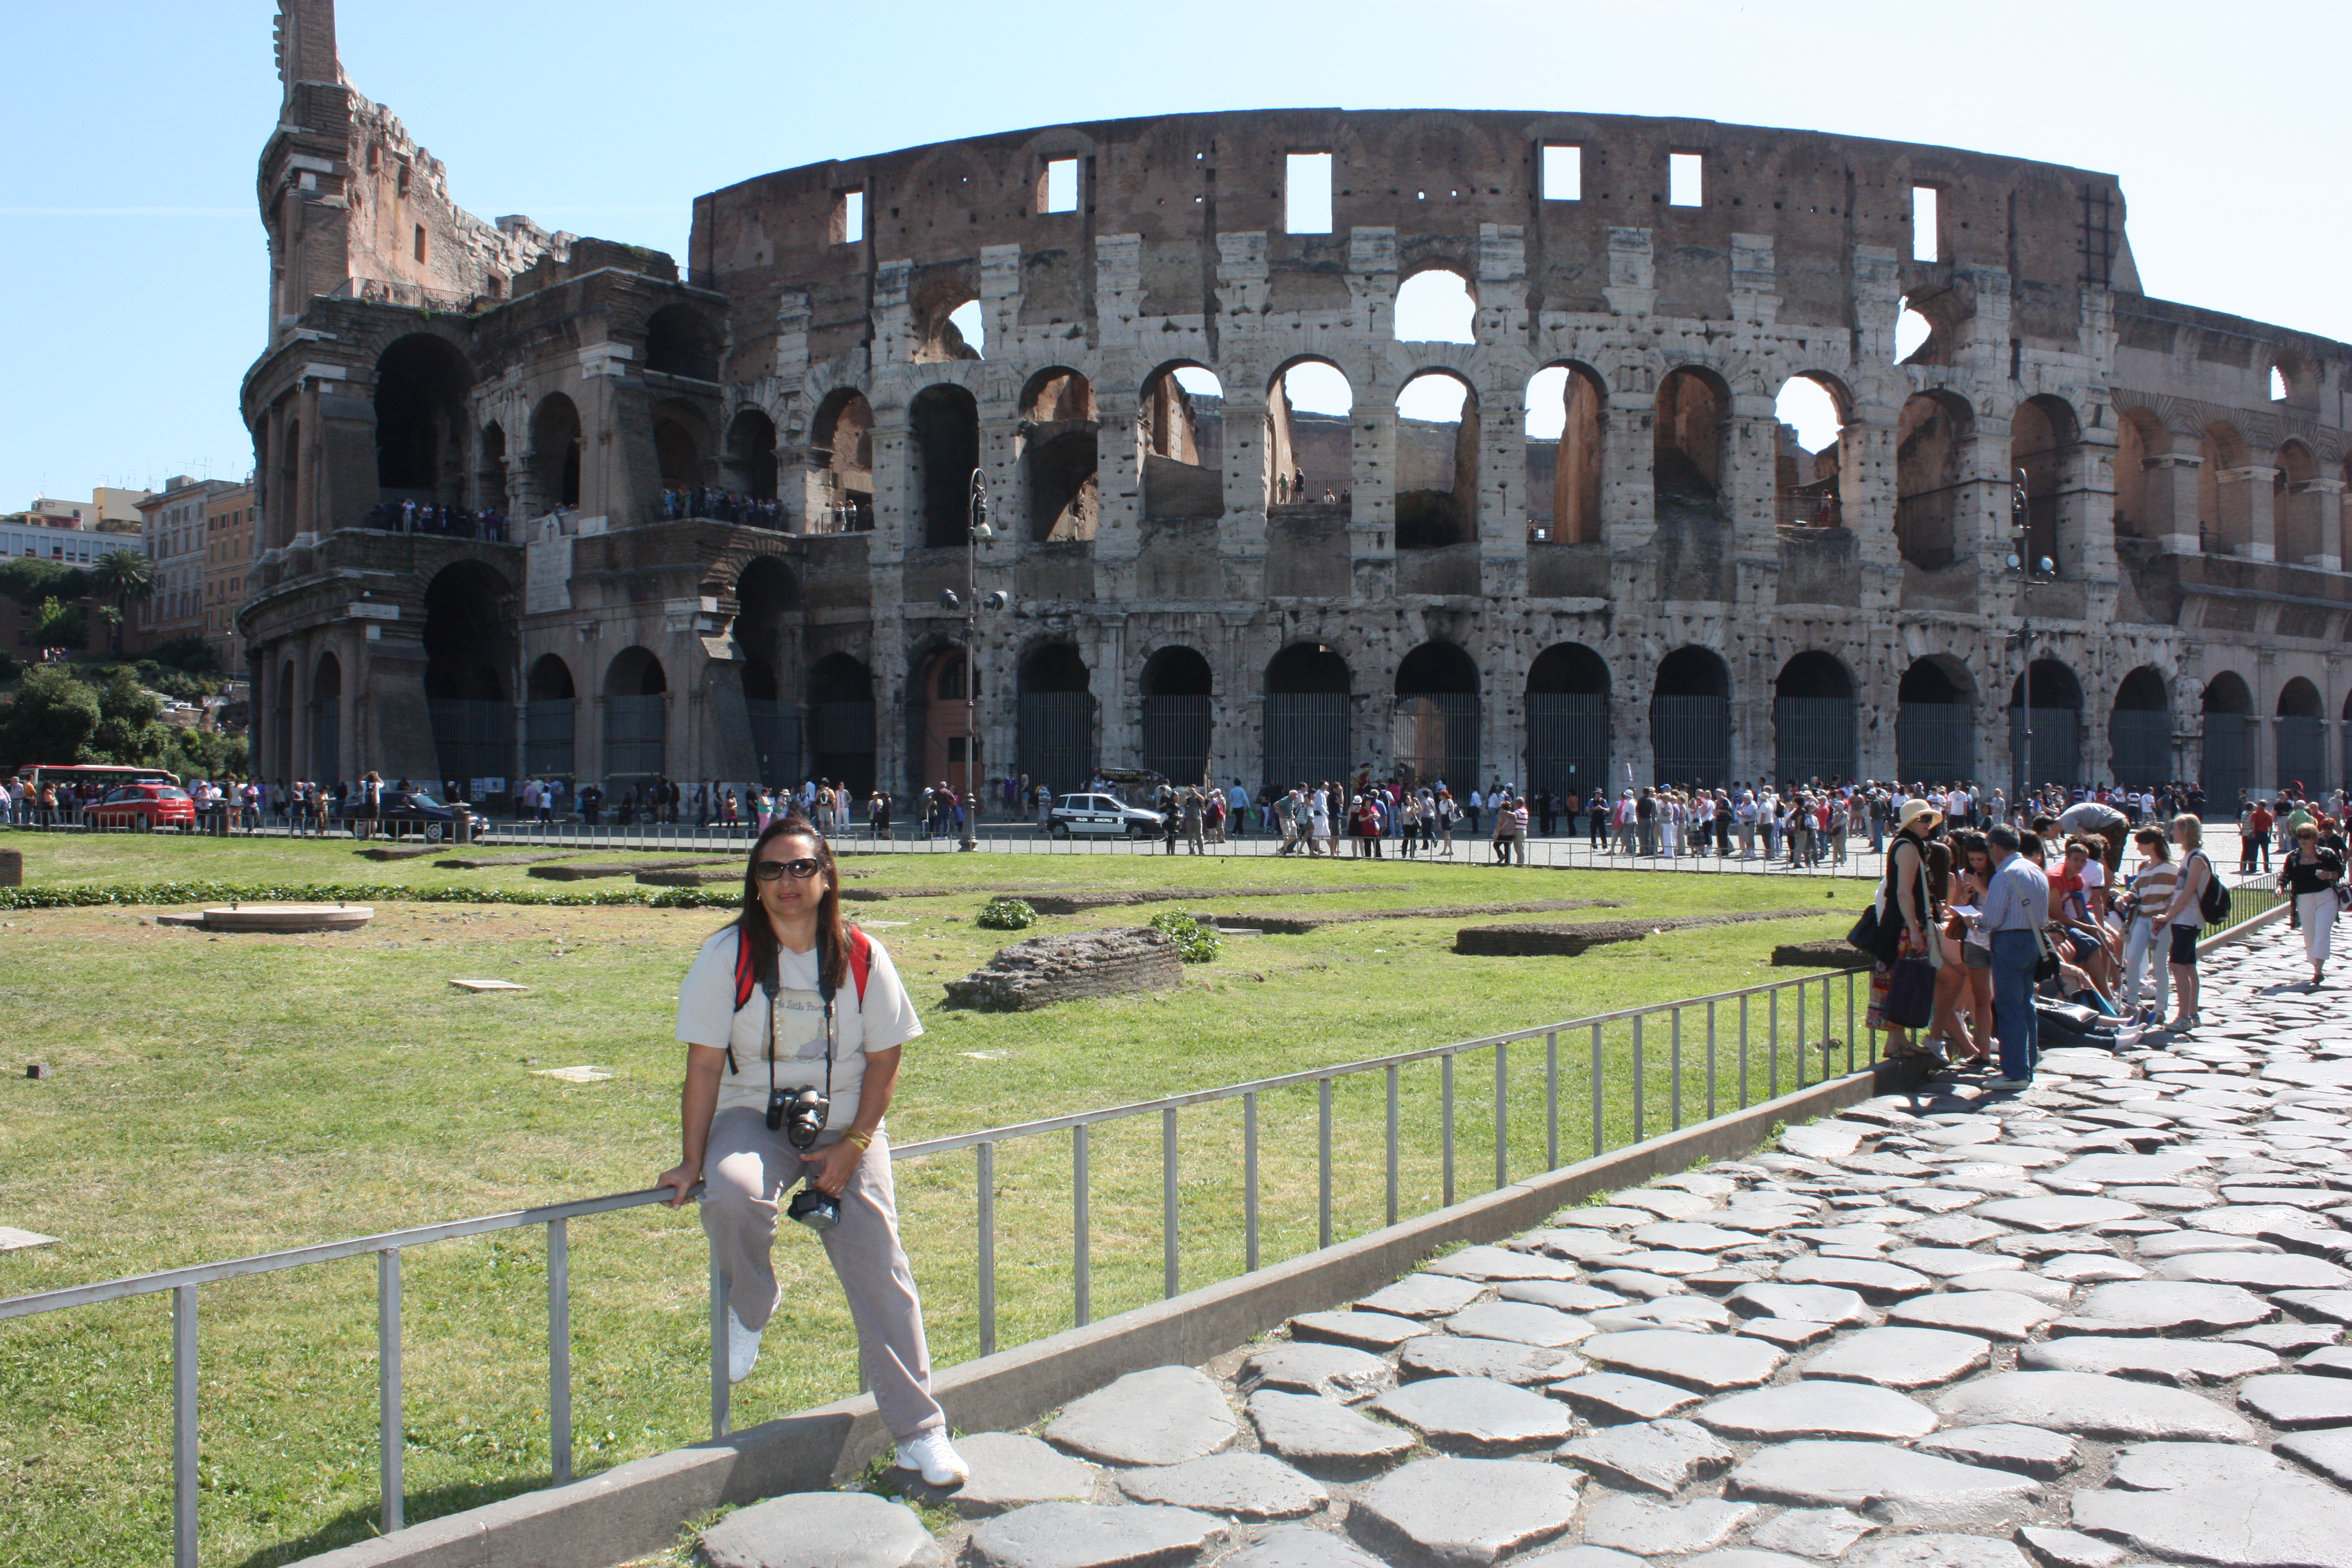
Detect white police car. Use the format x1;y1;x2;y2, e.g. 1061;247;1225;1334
1046;792;1164;838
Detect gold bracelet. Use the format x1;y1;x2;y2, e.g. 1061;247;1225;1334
844;1129;873;1151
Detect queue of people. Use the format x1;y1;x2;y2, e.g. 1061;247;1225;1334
358;501;510;539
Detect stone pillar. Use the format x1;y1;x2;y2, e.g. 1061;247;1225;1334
2305;477;2344;571
1479;375;1527;592
2147;447;2202;555
2218;464;2277;560
1600;386;1657;554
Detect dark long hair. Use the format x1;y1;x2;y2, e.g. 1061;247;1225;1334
736;815;850;994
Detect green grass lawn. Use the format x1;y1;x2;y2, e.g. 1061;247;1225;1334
0;834;1862;1567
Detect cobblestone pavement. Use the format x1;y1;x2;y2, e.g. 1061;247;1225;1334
724;928;2352;1568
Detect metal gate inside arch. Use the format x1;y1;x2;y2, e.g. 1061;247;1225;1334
1773;698;1855;785
1017;693;1098;797
1525;694;1609;799
1263;696;1351;791
1392;694;1479;791
1651;697;1731;787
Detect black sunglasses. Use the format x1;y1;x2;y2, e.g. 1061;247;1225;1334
752;857;824;882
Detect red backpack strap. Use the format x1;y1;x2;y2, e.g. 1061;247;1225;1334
847;924;873;1006
732;926;758;1011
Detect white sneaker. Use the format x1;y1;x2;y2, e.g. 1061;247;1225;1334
726;1308;763;1384
895;1430;970;1488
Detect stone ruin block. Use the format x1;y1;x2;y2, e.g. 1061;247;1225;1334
945;927;1184;1010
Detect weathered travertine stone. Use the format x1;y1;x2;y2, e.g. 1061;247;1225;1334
1286;1311;1427;1351
1845;1537;2031;1568
1783;1123;1869;1160
2276;1427;2352;1488
1044;1366;1237;1466
1739;1317;1839;1348
1577;1330;1785;1391
2105;1440;2285;1490
1556;1418;1733;1494
1396;1335;1571;1386
1747;1507;1879;1559
1934;1370;2257;1441
2152;1251;2352;1290
1681;1553;1817;1568
1607;1186;1724;1219
1244;1391;1417;1474
1586;1297;1734;1333
2072;1475;2352;1568
1504;1550;1642;1568
1629;1221;1750;1253
700;1492;938;1568
1547;1373;1701;1423
1698;1381;1940;1441
2133;1230;2280;1257
1973;1196;2146;1232
2275;1288;2352;1324
2300;1344;2352;1377
969;1502;1223;1568
1496;1280;1627;1313
2049;1153;2211;1186
1728;1441;2044;1528
1776;1256;1936;1300
1115;1453;1327;1520
1424;1247;1581;1283
2038;1256;2144;1283
1804;1326;1992;1388
2054;1279;2274;1333
1358;1275;1490;1320
2019;1335;2278;1385
2014;1526;2127;1568
1903;1215;2015;1248
1440;1302;1593;1347
1730;1282;1874;1325
1370;1376;1574;1455
922;1434;1098;1518
1346;1456;1583;1567
1580;1495;1758;1556
1886;1246;2026;1280
1915;1424;2079;1479
2238;1371;2352;1429
1217;1525;1388;1568
1240;1344;1393;1401
945;928;1183;1010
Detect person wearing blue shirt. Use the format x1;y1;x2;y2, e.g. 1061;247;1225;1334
1979;824;2052;1088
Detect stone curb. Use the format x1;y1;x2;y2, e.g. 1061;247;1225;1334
286;1058;1929;1568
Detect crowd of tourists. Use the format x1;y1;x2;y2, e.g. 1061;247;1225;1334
358;501;511;540
656;488;787;527
1859;785;2344;1096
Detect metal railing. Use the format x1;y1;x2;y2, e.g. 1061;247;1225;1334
2;963;1882;1566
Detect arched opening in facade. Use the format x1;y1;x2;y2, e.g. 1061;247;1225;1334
1773;377;1847;529
422;561;516;799
1392;642;1479;790
1896;658;1976;788
1264;643;1352;791
912;291;984;363
724;408;779;502
643;304;721;382
1525;643;1610;800
2109;666;2171;788
525;654;576;782
373;334;473;507
1138;645;1213;786
735;557;802;786
1892;297;1939;365
806;652;876;795
809;389;874;531
1773;652;1856;785
2275;441;2321;565
1022;368;1099;543
1140;363;1225;521
652;401;708;493
312;652;342;783
2111;409;2163;540
478;421;510;513
1265;360;1352;509
1393;268;1476;344
2008;657;2084;791
1650;646;1732;787
529;394;582;511
1524;363;1604;544
2277;676;2327;792
2197;423;2246;555
910;644;977;798
1894;393;1972;571
1654;368;1728;516
910;384;981;549
603;647;668;790
2010;395;2079;578
2201;672;2257;806
1394;371;1478;548
1016;642;1095;797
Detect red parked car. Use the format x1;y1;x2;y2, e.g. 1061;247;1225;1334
84;782;198;832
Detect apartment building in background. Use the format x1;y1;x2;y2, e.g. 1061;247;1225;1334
138;477;238;650
3;488;149;654
203;480;257;669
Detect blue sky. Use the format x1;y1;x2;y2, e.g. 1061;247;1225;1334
4;0;2345;506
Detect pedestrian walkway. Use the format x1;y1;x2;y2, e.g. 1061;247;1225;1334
732;922;2352;1567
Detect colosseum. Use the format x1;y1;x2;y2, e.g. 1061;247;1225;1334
239;0;2351;815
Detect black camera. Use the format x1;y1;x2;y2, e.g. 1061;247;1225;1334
767;1085;830;1149
787;1183;841;1232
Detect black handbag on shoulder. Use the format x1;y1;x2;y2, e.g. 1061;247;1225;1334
1883;957;1937;1028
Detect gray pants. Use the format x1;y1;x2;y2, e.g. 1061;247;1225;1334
700;1107;944;1440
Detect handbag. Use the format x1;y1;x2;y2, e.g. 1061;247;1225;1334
1883;957;1937;1028
2032;924;2061;984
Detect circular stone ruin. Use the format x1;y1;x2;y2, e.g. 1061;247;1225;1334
195;905;375;933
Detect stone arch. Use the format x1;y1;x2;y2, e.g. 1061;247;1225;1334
2199;421;2249;554
911;272;984;362
1525;362;1605;544
1395;369;1479;547
1021;368;1099;543
809;388;874;530
1656;366;1730;499
910;641;977;798
1895;391;1972;570
524;653;576;781
373;333;474;506
478;420;509;512
603;646;668;790
1392;641;1479;791
1525;643;1610;797
1650;645;1732;787
1264;641;1352;792
1138;645;1213;786
1016;640;1096;797
643;303;722;382
2202;671;2258;805
1140;362;1225;521
652;398;712;492
1896;655;1976;787
2109;665;2171;787
807;651;876;795
1772;373;1849;529
2277;675;2327;793
273;658;295;782
724;406;779;501
910;383;981;549
2008;656;2084;791
422;561;514;799
2111;406;2165;540
1393;266;1477;344
1773;650;1856;785
1266;356;1354;510
529;393;582;511
2010;394;2080;578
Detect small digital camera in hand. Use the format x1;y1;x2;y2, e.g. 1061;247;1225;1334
787;1183;841;1232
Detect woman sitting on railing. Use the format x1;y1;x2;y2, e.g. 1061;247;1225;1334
656;817;968;1488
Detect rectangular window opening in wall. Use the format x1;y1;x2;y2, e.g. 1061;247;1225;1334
835;189;865;245
1912;185;1940;263
413;225;426;263
1668;152;1703;208
1542;143;1582;201
1041;157;1079;214
1286;151;1333;234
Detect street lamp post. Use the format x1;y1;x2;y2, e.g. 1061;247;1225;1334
2006;466;2053;812
943;471;1009;852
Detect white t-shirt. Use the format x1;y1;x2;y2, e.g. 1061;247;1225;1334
675;925;924;1126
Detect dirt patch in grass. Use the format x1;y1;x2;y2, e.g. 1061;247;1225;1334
1198;897;1627;935
1455;908;1823;956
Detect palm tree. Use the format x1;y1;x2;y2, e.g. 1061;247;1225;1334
89;549;155;656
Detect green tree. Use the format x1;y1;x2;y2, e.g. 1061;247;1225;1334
0;558;88;610
87;549;155;656
89;668;169;765
34;597;87;651
0;665;102;766
150;634;219;673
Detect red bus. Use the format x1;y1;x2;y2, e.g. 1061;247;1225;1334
15;764;181;791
